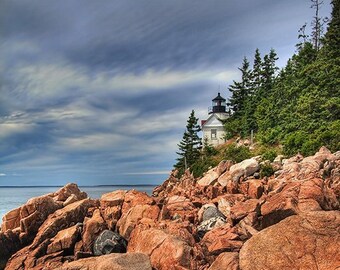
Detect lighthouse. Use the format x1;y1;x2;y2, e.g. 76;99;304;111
201;93;229;146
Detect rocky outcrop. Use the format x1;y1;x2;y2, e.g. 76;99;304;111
218;158;259;187
117;204;160;239
0;147;339;270
81;209;107;253
0;183;88;270
59;253;152;270
46;224;81;254
5;198;96;270
239;211;340;270
208;252;239;270
127;226;197;270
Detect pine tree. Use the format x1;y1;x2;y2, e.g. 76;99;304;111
310;0;327;51
250;48;263;93
174;110;202;176
227;57;252;116
322;0;340;59
260;49;279;94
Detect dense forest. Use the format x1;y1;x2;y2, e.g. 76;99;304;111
225;0;339;156
175;0;339;177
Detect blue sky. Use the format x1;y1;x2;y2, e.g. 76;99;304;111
0;0;331;186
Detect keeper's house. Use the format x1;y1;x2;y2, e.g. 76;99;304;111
201;93;229;147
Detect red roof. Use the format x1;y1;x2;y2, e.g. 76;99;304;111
201;120;207;126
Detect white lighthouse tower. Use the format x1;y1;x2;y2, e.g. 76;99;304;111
201;93;229;147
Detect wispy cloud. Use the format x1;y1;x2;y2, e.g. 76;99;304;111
0;0;332;185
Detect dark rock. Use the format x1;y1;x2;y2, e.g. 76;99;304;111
93;230;127;256
202;206;226;222
197;216;226;239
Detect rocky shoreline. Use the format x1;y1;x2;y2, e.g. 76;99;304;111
0;147;339;270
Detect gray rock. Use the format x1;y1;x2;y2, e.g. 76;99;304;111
197;216;226;239
203;206;226;221
93;230;127;256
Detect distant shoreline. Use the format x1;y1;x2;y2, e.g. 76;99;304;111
0;184;157;188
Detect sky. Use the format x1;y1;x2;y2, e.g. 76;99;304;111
0;0;332;186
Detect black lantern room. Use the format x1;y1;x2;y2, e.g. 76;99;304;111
209;92;226;114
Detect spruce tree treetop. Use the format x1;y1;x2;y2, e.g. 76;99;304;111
322;0;340;60
174;110;202;176
227;57;252;116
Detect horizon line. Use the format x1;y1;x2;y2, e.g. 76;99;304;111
0;184;157;188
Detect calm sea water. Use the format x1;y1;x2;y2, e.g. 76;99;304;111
0;185;155;222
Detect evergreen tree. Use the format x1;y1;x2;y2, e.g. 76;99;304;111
322;0;340;59
222;0;339;155
297;23;309;50
227;57;252;115
174;110;202;176
250;48;263;92
260;49;279;95
310;0;327;51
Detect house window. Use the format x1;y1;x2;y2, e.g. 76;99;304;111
211;129;217;140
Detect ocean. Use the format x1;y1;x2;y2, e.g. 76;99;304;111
0;185;156;222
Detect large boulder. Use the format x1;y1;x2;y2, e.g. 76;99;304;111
54;183;87;202
31;198;96;248
197;216;227;239
100;190;126;229
59;253;152;270
239;179;264;199
197;160;233;186
261;182;299;228
160;195;196;222
198;203;225;222
82;209;107;253
46;224;82;254
2;194;61;233
116;204;160;240
121;190;155;214
208;252;239;270
197;168;220;186
128;227;195;270
230;199;260;223
0;230;21;270
239;211;340;270
218;158;259;186
201;226;243;255
93;230;127;255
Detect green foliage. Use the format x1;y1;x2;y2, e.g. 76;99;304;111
224;1;339;156
261;148;278;162
322;0;340;60
190;138;220;178
203;137;219;156
191;157;219;178
223;143;252;163
228;57;252;116
174;110;202;176
259;163;275;178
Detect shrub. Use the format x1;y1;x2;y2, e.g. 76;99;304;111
258;128;281;145
261;148;278;162
283;131;309;156
191;157;219;178
224;143;251;163
259;163;274;178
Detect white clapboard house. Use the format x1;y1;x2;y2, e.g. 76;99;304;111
201;93;229;146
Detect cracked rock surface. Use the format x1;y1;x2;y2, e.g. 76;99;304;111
239;211;340;270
